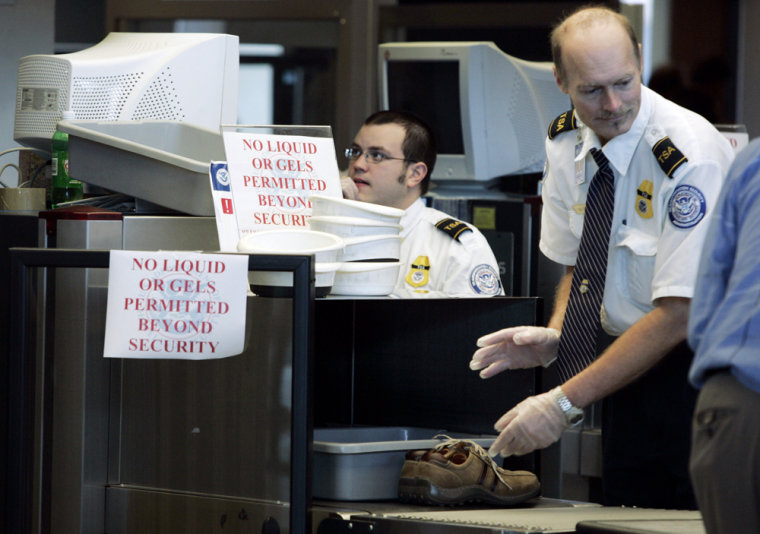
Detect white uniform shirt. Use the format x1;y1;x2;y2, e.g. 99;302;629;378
393;198;504;298
540;86;734;335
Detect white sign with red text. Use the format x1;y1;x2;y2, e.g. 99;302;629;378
221;132;341;240
104;250;248;360
722;131;749;156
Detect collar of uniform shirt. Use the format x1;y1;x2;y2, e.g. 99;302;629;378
399;197;425;238
574;85;654;178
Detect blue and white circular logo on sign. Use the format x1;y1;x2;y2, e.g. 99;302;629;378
217;167;230;187
668;185;706;229
470;264;502;295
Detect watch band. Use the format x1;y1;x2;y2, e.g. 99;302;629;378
552;387;584;426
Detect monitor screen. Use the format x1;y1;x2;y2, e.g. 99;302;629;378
380;42;570;184
387;60;464;155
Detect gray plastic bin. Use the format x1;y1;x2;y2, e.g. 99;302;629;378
313;426;496;501
59;120;223;216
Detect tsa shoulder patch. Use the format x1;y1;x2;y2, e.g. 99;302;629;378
548;109;577;140
652;136;688;178
470;264;502;295
435;218;472;241
668;184;706;229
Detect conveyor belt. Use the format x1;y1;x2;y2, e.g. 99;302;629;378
314;498;703;534
381;507;702;533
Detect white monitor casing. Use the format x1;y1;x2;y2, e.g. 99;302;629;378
14;32;239;150
379;42;570;182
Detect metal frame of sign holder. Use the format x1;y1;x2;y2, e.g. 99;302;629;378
222;125;334;137
7;247;315;534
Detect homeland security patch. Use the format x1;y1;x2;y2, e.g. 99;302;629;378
470;264;502;295
668;185;706;228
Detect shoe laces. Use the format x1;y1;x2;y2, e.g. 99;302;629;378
431;435;512;489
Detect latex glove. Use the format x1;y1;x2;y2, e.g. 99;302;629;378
469;326;559;378
488;387;569;458
341;176;359;200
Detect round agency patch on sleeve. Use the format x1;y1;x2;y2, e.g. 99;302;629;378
470;264;502;295
668;184;706;229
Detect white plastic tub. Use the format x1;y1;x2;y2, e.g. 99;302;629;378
330;261;401;296
309;194;404;224
309;215;401;238
313;427;496;501
237;229;344;297
341;234;401;262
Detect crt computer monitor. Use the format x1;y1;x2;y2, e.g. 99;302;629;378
14;32;239;151
379;42;570;183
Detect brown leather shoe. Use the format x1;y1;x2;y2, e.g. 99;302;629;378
398;437;540;506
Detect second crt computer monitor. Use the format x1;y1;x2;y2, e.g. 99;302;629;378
379;42;570;183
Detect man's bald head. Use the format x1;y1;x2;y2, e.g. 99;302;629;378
551;6;640;81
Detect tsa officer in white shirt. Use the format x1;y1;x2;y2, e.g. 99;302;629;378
469;6;733;509
342;110;503;298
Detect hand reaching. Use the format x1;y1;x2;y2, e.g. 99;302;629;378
470;326;559;378
488;388;569;457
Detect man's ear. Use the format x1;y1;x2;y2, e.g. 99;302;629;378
553;64;569;95
406;162;427;188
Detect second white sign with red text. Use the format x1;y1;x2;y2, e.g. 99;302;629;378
221;132;342;246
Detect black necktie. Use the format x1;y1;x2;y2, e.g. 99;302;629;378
556;148;615;382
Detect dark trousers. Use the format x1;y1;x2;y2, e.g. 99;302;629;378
601;341;698;509
690;371;760;534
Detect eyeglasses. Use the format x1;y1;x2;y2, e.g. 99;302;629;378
344;146;413;165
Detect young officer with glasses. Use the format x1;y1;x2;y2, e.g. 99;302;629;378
341;110;503;298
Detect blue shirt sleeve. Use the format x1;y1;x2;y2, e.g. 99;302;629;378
688;138;760;391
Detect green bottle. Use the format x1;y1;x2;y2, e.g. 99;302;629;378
51;112;83;208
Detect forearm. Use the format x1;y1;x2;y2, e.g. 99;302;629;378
547;268;573;331
561;297;690;408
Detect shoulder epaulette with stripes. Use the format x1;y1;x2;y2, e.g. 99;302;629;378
548;109;577;140
435;218;472;242
652;136;688;178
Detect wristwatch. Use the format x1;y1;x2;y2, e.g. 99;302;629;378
552;387;584;426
